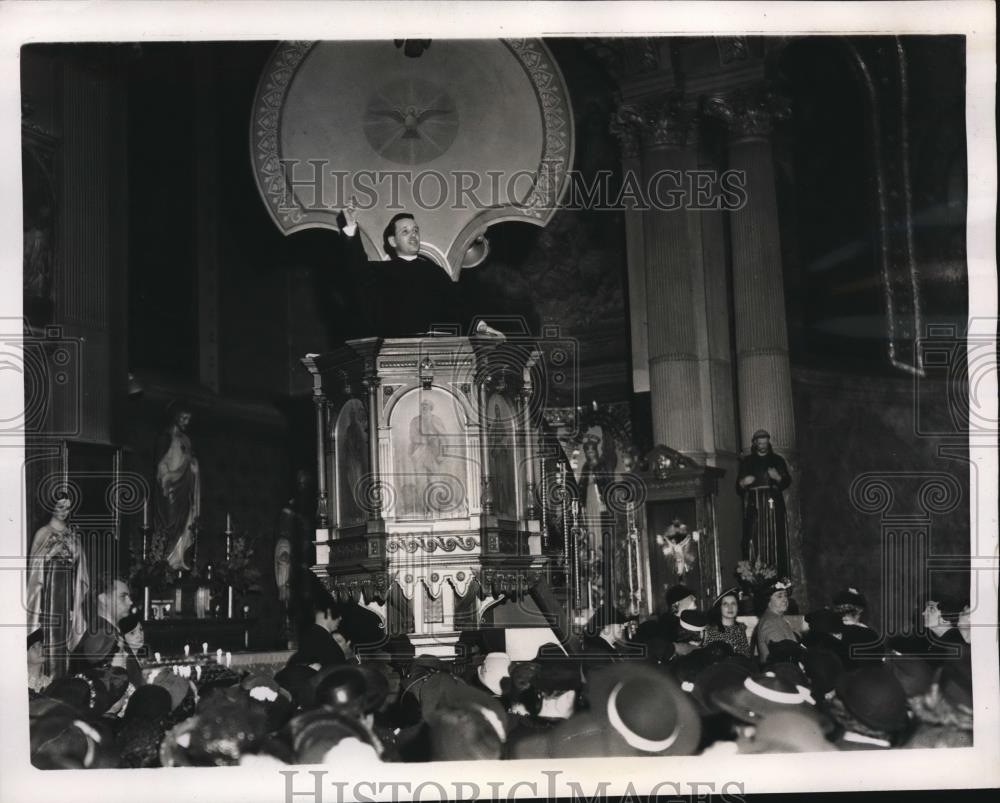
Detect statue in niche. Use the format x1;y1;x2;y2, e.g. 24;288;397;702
154;404;200;571
487;396;516;517
337;400;369;527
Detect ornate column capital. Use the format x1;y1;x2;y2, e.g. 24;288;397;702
609;104;646;159
702;84;791;140
610;93;700;156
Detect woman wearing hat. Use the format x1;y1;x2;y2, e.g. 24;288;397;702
755;579;797;664
703;587;752;658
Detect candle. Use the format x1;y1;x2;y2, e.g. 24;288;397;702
225;652;232;668
202;641;208;655
184;644;190;658
227;587;234;619
216;648;223;664
243;604;250;618
154;651;161;663
195;665;202;681
143;587;150;621
142;498;149;528
226;512;232;533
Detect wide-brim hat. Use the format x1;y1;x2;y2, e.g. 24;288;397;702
688;658;752;716
583;664;702;757
282;708;375;765
310;663;388;714
712;586;742;608
832;587;868;611
834;666;909;734
711;670;814;724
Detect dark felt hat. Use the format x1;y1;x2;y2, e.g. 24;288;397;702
832;586;868;611
586;664;702;757
835;666;910;734
711;670;814;724
283;709;375;765
689;658;752;715
275;663;319;708
29;698;116;769
312;664;388;715
805;607;844;636
125;684;173;723
665;584;697;607
712;586;742;608
803;648;845;698
884;655;935;698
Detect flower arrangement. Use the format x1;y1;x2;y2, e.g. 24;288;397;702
735;556;778;611
129;528;261;596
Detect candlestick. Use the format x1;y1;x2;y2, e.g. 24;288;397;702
183;644;190;658
201;641;208;654
225;651;232;668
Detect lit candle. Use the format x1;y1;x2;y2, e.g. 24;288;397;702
183;644;190;658
154;651;161;663
201;641;208;655
216;648;223;664
195;665;202;681
225;651;232;668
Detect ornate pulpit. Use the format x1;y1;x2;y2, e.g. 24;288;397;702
301;335;550;655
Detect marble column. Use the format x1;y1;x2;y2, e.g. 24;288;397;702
634;96;708;459
704;85;806;594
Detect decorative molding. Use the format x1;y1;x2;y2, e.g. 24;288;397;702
385;534;479;554
585;38;661;80
702;84;791;140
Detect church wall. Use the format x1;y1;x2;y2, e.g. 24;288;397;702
792;367;971;631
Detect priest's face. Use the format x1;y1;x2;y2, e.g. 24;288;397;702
754;435;770;454
390;217;421;257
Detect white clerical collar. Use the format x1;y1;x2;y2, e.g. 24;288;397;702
397;253;418;261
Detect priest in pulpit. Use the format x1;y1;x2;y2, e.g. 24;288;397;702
338;202;464;337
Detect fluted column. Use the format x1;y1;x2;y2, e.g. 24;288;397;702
704;85;805;592
621;96;708;458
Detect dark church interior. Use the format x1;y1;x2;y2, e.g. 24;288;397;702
20;35;979;767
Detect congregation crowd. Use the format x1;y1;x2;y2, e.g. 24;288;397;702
27;576;974;769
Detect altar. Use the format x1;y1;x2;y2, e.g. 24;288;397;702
302;334;552;655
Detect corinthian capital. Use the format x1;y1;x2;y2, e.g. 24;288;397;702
609;104;646;159
702;84;791;140
648;93;698;148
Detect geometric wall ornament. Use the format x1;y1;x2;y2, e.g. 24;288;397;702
251;39;574;278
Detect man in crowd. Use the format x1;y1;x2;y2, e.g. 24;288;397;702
72;576;145;688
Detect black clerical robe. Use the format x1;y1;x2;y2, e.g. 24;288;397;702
341;230;464;338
